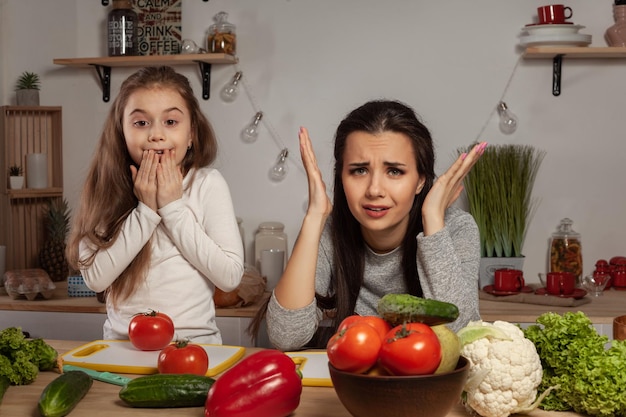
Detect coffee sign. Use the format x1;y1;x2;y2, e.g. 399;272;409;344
133;0;182;55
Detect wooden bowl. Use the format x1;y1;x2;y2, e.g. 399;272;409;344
329;356;469;417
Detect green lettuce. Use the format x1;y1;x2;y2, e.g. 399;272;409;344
524;311;626;417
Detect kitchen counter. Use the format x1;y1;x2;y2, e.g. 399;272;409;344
0;340;583;417
0;282;269;346
479;287;626;324
0;281;269;318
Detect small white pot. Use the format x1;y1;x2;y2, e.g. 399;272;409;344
9;176;24;189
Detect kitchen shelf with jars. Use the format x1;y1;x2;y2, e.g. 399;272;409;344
53;53;238;102
1;106;64;270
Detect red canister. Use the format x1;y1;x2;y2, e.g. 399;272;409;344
610;256;626;289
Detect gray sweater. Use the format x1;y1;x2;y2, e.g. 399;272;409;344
266;206;481;351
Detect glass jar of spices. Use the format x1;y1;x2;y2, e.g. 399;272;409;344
207;11;236;55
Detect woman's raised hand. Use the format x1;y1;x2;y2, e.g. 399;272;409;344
422;142;487;236
299;127;332;219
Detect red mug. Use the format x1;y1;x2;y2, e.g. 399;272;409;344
494;269;524;292
537;5;573;24
546;272;575;295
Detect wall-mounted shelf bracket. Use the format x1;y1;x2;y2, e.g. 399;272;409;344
91;64;112;102
197;62;212;100
552;54;563;97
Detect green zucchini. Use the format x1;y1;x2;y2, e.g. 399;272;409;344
38;370;93;417
119;373;216;408
377;293;459;327
0;375;10;404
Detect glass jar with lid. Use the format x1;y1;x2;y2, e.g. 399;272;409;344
206;11;236;55
549;218;583;285
254;222;288;272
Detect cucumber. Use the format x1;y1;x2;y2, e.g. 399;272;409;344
38;370;93;417
119;373;215;408
377;293;459;327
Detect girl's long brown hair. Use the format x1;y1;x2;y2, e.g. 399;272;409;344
66;66;218;306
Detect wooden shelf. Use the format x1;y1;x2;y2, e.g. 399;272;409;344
524;46;626;59
7;187;63;199
53;53;239;101
522;47;626;96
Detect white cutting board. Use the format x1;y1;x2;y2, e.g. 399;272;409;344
286;351;332;387
61;340;245;377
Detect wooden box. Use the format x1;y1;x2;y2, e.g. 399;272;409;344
1;106;63;270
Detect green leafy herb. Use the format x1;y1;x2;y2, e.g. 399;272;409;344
523;312;626;417
460;144;545;258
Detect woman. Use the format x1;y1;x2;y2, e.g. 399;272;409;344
256;99;484;350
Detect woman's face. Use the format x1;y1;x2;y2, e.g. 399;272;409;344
341;130;425;253
122;86;192;167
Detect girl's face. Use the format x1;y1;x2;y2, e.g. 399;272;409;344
341;131;425;253
123;87;193;167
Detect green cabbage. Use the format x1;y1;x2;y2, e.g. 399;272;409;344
524;311;626;417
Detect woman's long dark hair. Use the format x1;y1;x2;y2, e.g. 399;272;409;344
311;99;436;346
248;100;436;347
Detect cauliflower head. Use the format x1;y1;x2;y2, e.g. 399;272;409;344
460;320;543;417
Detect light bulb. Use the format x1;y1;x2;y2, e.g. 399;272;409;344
241;112;263;143
269;148;289;182
180;39;200;54
497;101;518;134
220;71;242;103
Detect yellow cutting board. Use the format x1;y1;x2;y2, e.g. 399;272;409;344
286;351;332;387
61;340;245;377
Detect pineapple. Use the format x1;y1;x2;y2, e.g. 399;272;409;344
39;198;71;282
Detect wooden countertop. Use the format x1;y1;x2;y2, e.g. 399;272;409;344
0;281;269;318
0;340;583;417
479;287;626;324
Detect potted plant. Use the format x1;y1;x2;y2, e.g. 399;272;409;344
8;164;25;189
460;143;546;288
15;71;41;106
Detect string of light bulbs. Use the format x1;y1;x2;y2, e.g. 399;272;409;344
218;54;524;182
219;67;306;182
473;54;523;141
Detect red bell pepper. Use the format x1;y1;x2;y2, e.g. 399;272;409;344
204;349;302;417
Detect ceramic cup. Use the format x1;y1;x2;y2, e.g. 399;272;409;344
537;4;573;24
494;268;524;292
614;315;626;341
546;271;576;295
260;249;285;291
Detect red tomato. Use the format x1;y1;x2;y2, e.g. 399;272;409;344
158;340;209;376
128;310;175;351
379;323;442;376
337;315;391;341
326;322;382;374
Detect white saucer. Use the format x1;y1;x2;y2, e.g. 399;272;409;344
520;33;592;47
522;24;585;36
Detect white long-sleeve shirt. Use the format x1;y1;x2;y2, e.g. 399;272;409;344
80;167;244;344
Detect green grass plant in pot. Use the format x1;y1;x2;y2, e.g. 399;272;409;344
15;71;41;106
459;143;546;288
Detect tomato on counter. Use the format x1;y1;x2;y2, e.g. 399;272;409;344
128;310;175;351
158;340;209;376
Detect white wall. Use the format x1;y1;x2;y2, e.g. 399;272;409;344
2;0;625;285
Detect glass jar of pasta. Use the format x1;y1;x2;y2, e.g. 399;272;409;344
206;11;236;55
549;218;583;286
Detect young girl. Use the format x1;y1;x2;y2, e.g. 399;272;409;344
67;66;244;344
257;100;485;350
